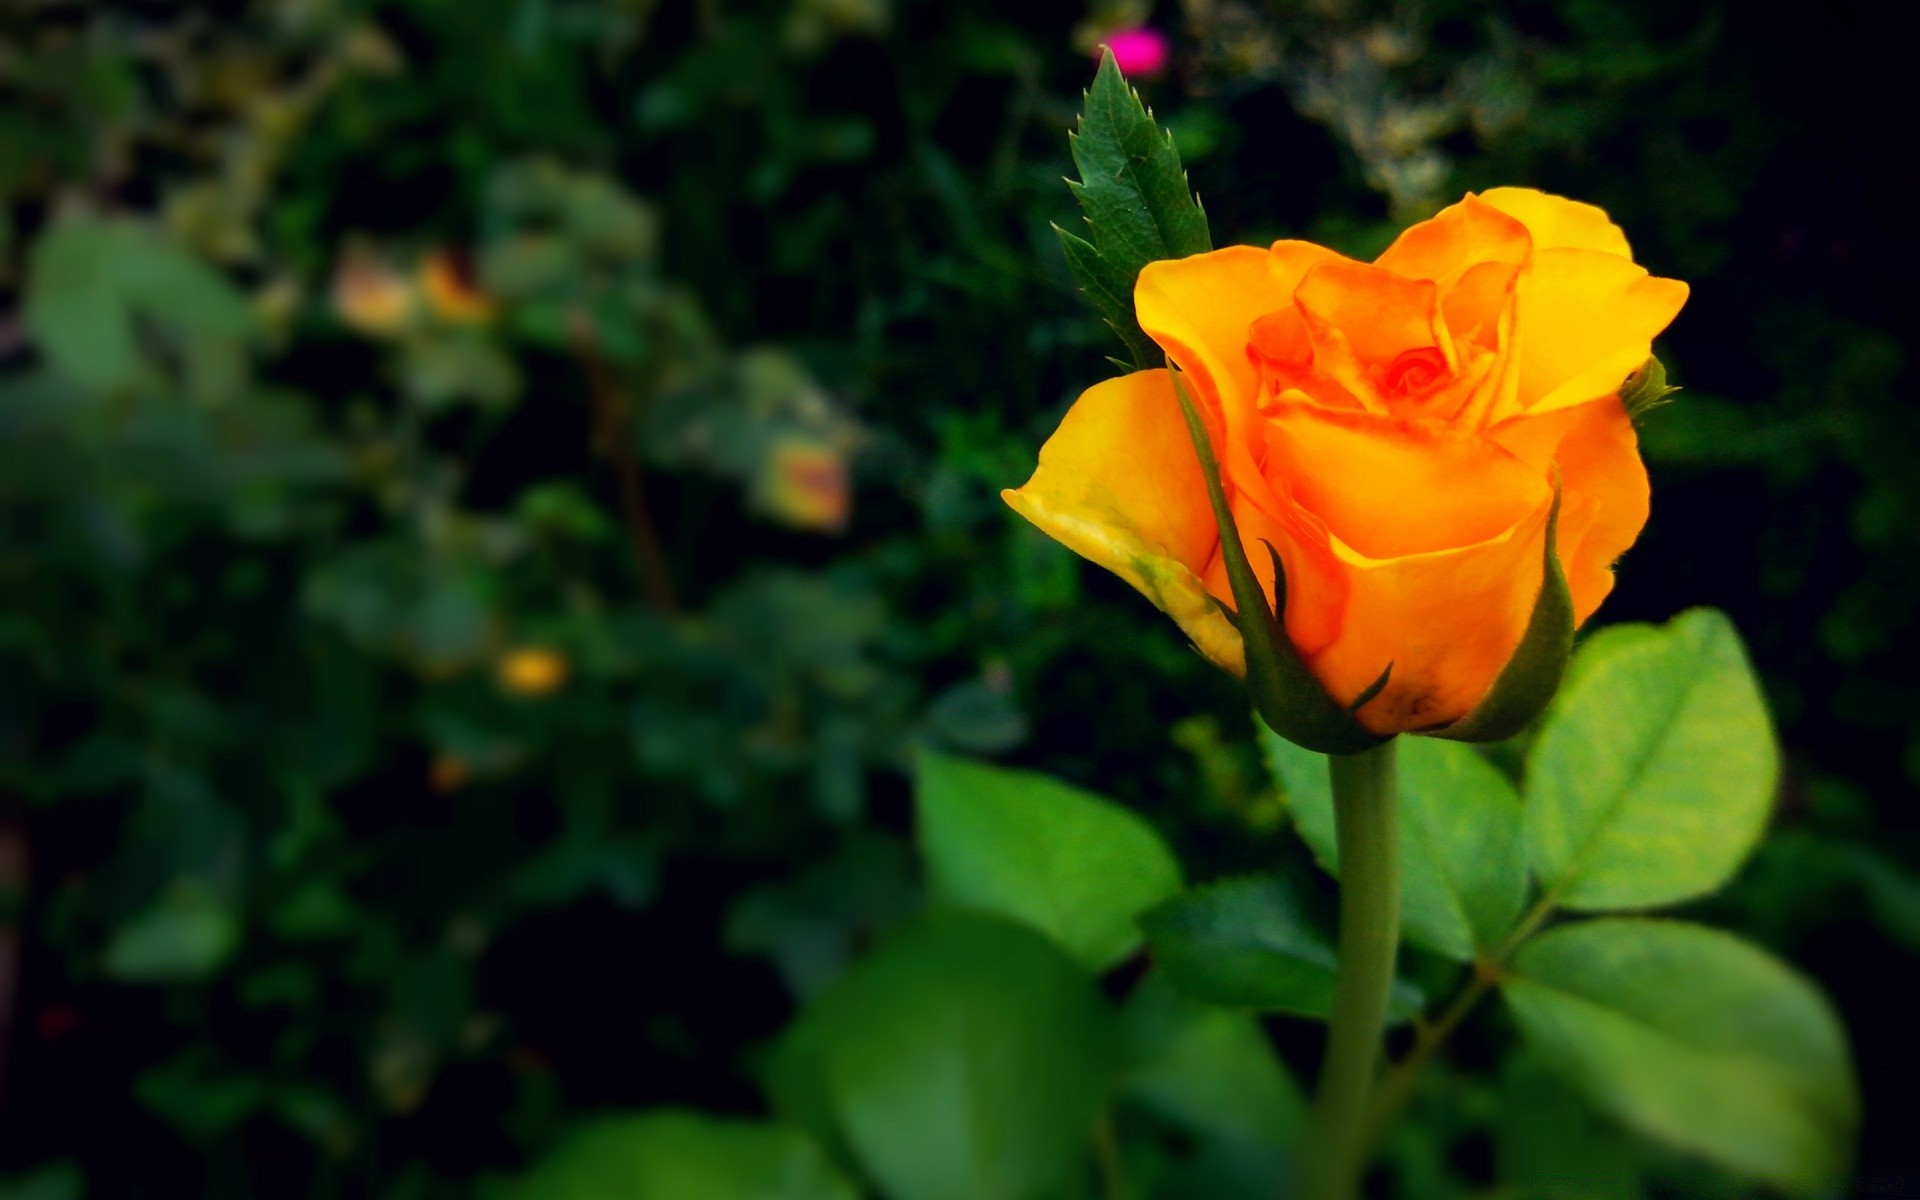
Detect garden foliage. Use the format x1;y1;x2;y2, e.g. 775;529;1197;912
0;1;1915;1197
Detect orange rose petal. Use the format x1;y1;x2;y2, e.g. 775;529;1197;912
1373;193;1531;284
1512;248;1689;417
1002;369;1244;673
1477;187;1634;257
1135;246;1288;419
1441;260;1521;351
1193;478;1348;659
1261;403;1552;560
1311;496;1553;734
1269;239;1348;291
1490;396;1650;623
1294;259;1452;369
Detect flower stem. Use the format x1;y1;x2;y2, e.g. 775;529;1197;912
1307;738;1402;1200
1356;891;1560;1156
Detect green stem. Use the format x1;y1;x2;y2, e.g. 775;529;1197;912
1092;1110;1130;1200
1357;892;1561;1158
1307;739;1402;1200
1359;964;1497;1153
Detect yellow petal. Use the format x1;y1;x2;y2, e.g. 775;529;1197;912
1477;187;1634;257
1510;248;1689;416
1002;369;1244;673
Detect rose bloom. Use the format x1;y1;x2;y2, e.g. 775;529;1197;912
1005;189;1687;734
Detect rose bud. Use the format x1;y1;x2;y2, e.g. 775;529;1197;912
1005;189;1686;746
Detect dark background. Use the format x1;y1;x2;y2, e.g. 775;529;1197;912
2;0;1916;1195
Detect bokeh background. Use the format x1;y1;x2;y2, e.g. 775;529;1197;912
2;0;1916;1196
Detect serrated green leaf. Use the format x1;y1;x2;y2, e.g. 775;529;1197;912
1060;49;1212;364
1054;223;1159;367
916;751;1183;970
1262;730;1526;961
1070;51;1211;270
506;1111;857;1200
1138;876;1422;1021
800;912;1115;1200
1526;608;1777;911
1503;919;1857;1189
1620;356;1679;421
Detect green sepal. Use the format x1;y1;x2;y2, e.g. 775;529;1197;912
1168;368;1389;757
1429;480;1573;743
1620;355;1678;421
1058;49;1212;367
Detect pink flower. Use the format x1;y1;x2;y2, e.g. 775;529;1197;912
1103;27;1169;79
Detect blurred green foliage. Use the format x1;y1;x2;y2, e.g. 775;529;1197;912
1;0;1915;1197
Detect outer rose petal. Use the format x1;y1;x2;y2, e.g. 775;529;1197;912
1477;187;1634;257
1135;246;1288;422
1509;248;1689;416
1312;496;1555;734
1490;395;1650;623
1260;404;1552;560
1373;193;1531;284
1196;465;1350;659
1001;369;1244;673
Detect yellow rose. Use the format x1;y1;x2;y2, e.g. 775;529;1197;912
1004;188;1687;735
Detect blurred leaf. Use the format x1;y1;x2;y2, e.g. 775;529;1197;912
1264;731;1527;959
25;216;252;395
101;880;241;983
1502;918;1857;1189
1526;609;1777;910
1120;973;1305;1155
507;1111;857;1200
1495;1055;1649;1200
134;1048;267;1141
798;911;1115;1200
921;679;1029;755
1845;845;1920;954
0;1162;84;1200
1138;876;1421;1021
916;752;1182;970
725;833;918;1000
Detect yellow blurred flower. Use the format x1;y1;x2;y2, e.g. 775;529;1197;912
758;436;851;533
497;647;569;697
419;251;496;325
332;254;416;337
